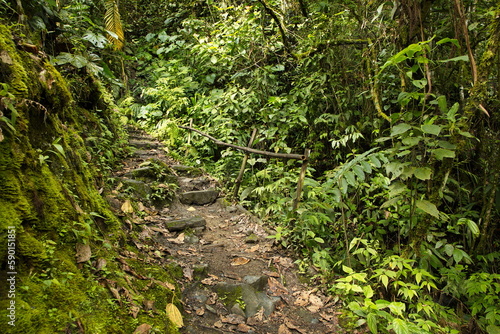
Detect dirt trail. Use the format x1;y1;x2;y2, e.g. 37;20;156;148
117;127;343;334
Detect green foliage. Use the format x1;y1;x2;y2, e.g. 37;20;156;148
114;1;499;332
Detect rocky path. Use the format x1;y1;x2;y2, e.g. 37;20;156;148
114;127;343;334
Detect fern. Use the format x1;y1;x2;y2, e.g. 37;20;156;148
104;0;124;50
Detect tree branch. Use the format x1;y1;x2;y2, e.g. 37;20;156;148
179;125;307;160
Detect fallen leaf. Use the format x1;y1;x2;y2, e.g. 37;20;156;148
183;267;194;281
231;257;250;266
195;307;205;316
137;202;146;212
294;291;312;307
246;245;260;252
268;277;288;296
95;258;107;270
186;206;197;212
75;243;92;263
130;306;140;319
247;308;264;326
237;323;253;332
221;314;245;325
155;280;176;291
166;303;184;328
121;199;134;213
168;233;185;244
263;270;280;278
214;320;223;328
132;323;152;334
307;294;324;313
143;300;155;311
108;287;121;304
278;324;293;334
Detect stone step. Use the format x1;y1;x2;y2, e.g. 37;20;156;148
179;188;218;205
164;216;206;232
171;164;204;177
129;139;162;149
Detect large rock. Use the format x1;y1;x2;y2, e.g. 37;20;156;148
179;188;218;205
120;179;152;199
164;216;206;231
213;280;280;318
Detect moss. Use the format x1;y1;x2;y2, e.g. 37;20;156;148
0;25;29;96
0;23;180;334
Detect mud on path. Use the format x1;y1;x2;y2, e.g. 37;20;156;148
115;127;344;334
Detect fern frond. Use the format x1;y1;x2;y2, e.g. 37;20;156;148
104;0;124;50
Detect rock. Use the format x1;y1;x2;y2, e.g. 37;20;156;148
243;276;268;291
184;234;200;244
178;176;211;191
245;233;259;244
120;179;152;199
230;303;246;318
171;164;204;177
179;188;218;205
214;283;263;318
255;292;280;317
124;166;157;180
129;139;161;149
164;216;206;231
193;263;209;280
105;195;122;213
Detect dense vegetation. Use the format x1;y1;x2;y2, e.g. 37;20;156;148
1;0;499;333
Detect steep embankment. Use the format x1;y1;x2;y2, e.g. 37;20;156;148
0;24;180;333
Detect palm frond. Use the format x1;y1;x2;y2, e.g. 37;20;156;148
104;0;124;50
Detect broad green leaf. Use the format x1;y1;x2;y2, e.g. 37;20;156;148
416;200;439;218
412;78;427;89
444;244;454;257
414;167;432;180
436;38;459;47
343;265;354;274
447;102;459;122
345;171;356;187
438;140;456;150
463;219;480;236
389;182;408;197
421;124;442;136
453;248;464;263
367;313;378;334
391;318;410;334
369;155;382;168
380;275;389;288
363;285;374;299
432;148;455;160
439;55;469;63
353;165;365;181
436;95;448;113
402;136;421;147
381;196;401;209
391;123;411;136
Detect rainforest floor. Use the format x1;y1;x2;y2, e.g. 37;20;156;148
113;127;349;334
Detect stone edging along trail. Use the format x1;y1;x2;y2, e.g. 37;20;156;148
114;127;345;334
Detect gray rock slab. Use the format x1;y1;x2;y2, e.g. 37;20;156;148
179;188;218;205
164;216;206;231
